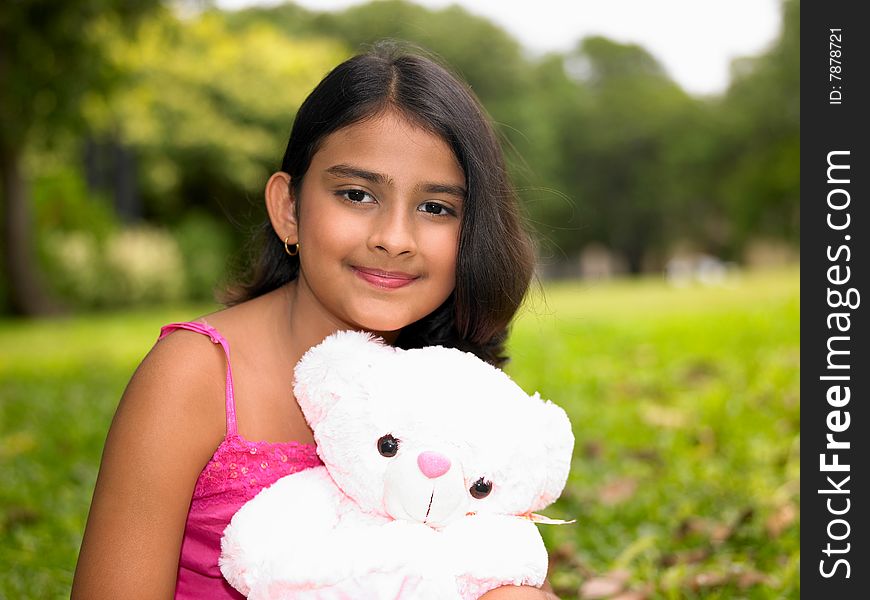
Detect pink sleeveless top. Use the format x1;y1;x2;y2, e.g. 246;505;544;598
159;322;323;599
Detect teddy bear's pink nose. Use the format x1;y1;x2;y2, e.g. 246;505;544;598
417;451;451;479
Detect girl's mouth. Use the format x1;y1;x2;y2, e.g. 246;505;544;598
352;267;419;289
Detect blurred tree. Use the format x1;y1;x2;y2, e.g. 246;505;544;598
92;9;348;230
554;37;694;271
519;53;593;263
0;0;161;315
714;0;799;251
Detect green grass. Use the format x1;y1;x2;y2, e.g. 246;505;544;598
0;269;799;598
508;268;799;598
0;303;217;598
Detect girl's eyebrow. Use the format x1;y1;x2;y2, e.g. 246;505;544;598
325;163;466;201
418;182;466;201
326;164;392;186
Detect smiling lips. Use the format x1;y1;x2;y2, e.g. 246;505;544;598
353;266;419;289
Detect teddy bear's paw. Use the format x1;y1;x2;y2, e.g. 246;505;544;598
248;580;353;600
247;571;458;600
442;514;549;587
394;573;463;600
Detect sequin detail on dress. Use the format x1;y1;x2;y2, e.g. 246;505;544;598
193;434;321;508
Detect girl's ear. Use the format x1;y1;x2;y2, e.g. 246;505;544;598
264;171;298;245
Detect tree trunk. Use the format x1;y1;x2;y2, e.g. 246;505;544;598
1;145;61;316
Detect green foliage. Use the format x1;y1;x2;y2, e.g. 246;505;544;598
32;167;118;241
0;270;799;597
546;37;696;270
0;0;162;149
28;165;186;308
709;0;800;251
170;211;235;301
90;10;349;224
1;0;164;316
30;166;119;307
40;225;187;308
30;165;232;308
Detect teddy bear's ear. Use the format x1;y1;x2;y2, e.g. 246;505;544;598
531;396;575;512
292;330;396;427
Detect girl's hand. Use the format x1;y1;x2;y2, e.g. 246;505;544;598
480;584;560;599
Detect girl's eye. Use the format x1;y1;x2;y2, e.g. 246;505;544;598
377;434;399;457
419;202;454;217
340;189;375;203
469;477;492;499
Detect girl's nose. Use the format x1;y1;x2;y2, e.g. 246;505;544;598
417;451;451;479
369;207;417;256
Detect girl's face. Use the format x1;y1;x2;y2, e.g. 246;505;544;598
294;110;465;336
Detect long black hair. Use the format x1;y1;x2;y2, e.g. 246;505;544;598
224;42;535;367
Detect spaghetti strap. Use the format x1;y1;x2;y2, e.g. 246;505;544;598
158;321;238;437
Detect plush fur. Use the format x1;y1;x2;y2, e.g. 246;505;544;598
220;331;574;599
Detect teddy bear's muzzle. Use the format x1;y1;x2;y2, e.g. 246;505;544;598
383;450;468;529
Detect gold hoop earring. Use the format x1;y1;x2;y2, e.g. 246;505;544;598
283;236;299;257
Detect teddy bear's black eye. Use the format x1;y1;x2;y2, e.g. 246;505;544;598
377;434;399;457
470;477;492;499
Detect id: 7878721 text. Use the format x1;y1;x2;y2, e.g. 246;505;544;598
829;28;843;105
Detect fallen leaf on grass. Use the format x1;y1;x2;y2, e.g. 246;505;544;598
674;517;708;540
549;543;597;598
583;440;604;460
549;542;577;567
549;542;589;572
737;569;770;588
640;404;687;429
580;570;630;599
609;592;649;600
683;567;770;592
765;503;797;537
597;477;638;506
687;571;728;590
624;448;661;464
580;577;623;599
659;547;711;567
1;505;40;531
713;507;754;545
710;522;734;545
681;360;718;385
674;507;753;546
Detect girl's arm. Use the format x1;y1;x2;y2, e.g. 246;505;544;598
71;331;226;599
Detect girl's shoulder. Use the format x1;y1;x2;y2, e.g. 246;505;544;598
154;289;273;365
131;318;229;442
155;287;312;444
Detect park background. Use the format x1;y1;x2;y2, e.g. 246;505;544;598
0;0;799;598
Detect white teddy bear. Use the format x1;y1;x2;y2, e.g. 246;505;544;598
220;330;574;599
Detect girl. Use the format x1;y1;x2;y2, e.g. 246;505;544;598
72;43;556;599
